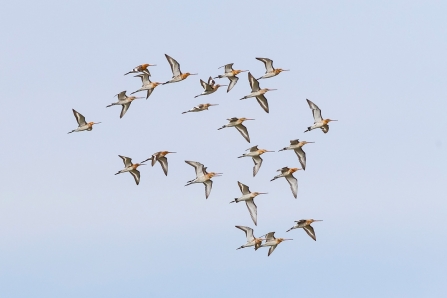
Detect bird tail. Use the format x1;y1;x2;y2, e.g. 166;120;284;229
304;127;311;133
237;155;244;158
124;72;131;76
217;126;226;130
106;103;115;108
286;228;293;232
67;130;74;134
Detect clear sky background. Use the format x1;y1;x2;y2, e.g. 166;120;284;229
1;1;446;297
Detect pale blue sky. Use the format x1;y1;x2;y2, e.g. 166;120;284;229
1;1;446;297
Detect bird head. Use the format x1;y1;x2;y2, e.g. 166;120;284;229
183;72;198;78
208;172;223;178
290;168;301;174
275;68;289;74
277;238;293;243
309;219;323;224
87;121;101;127
160;151;176;156
129;96;144;101
234;70;248;75
259;149;274;155
324;119;338;123
253;192;268;197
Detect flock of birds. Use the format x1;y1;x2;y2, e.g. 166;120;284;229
68;54;338;256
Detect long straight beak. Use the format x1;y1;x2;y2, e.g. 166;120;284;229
268;89;277;91
245;118;255;120
135;97;144;99
209;104;219;106
283;69;290;71
283;239;293;241
313;220;323;222
190;73;198;75
331;120;338;121
220;84;228;86
265;150;275;153
258;193;268;195
94;122;102;124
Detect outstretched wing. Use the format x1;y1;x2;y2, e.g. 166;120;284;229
219;63;234;73
295;147;306;170
245;199;257;226
227;76;238;92
116;91;127;101
256;95;269;113
204;180;213;199
237;181;250;195
207;76;215;87
129;169;140;185
158;157;169;176
235;124;250;143
118;155;133;167
252;156;263;177
135;73;151;85
185;160;206;178
72;109;86;126
235;225;255;242
165;54;181;77
268;244;278;257
248;145;259;152
248;72;260;92
256;57;274;73
306;99;323;123
120;102;131;118
285;175;298;198
303;225;316;241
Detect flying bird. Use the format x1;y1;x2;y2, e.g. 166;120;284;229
260;232;292;256
68;109;101;134
114;155;146;185
185;161;222;199
286;219;323;241
106;91;143;118
141;151;176;176
230;182;267;226
214;63;248;92
270;167;300;198
124;63;155;76
255;57;289;79
218;117;254;143
240;72;276;113
238;145;274;176
194;77;226;98
235;226;265;250
130;73;162;99
278;139;314;170
304;99;337;133
163;54;197;84
182;103;219;114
